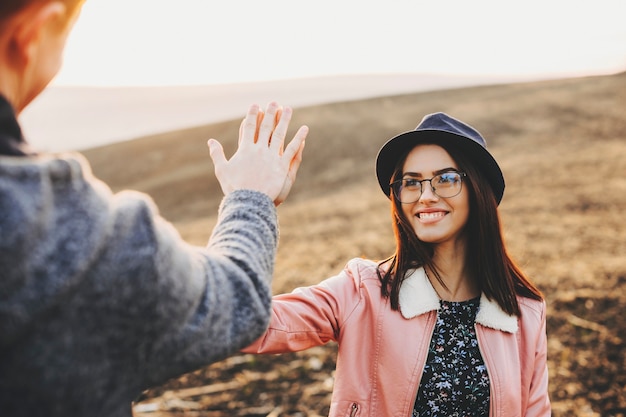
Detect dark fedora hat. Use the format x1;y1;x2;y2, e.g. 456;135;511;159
375;112;505;205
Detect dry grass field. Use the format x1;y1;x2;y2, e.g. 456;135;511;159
82;72;626;416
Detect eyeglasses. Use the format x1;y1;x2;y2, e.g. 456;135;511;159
390;171;466;203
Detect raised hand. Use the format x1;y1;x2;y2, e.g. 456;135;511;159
207;102;308;206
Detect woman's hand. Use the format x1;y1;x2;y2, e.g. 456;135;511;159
208;102;308;206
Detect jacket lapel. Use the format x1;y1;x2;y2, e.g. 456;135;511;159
398;267;518;333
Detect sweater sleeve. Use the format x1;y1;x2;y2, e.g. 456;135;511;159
0;154;279;410
107;188;279;383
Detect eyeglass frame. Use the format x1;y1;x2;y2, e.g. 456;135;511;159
389;170;467;203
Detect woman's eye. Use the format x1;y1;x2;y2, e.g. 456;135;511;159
438;174;457;184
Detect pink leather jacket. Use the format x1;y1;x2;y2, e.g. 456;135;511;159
243;258;551;416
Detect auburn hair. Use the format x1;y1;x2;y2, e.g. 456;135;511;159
377;141;542;317
0;0;84;22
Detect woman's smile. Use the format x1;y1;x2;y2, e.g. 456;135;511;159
416;209;448;223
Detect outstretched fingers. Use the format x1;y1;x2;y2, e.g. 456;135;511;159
207;139;226;167
269;106;293;154
206;138;231;194
256;102;280;146
272;126;308;206
282;124;308;163
208;102;309;203
239;104;261;146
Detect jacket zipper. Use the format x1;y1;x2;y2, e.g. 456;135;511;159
349;402;358;417
407;311;438;416
475;324;495;417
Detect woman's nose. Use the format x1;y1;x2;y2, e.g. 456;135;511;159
418;180;439;202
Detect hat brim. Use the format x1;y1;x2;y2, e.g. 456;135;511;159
375;129;505;204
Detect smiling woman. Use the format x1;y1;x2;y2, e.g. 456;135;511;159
240;112;550;416
396;145;471;249
53;0;626;87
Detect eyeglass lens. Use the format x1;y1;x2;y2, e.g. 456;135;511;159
393;172;463;203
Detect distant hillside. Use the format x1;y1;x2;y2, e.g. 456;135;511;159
83;71;626;225
83;72;626;416
21;73;527;152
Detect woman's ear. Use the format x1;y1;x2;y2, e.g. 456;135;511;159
9;2;67;68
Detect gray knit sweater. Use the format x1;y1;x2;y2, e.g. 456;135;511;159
0;153;278;416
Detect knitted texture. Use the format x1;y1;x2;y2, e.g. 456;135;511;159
0;153;278;416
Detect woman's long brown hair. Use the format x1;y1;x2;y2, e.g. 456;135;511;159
377;141;542;317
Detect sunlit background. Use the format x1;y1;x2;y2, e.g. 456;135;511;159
56;0;626;87
20;0;626;151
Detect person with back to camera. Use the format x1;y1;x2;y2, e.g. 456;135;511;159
0;0;310;416
242;112;551;416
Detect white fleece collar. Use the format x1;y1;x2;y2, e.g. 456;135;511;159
398;268;518;333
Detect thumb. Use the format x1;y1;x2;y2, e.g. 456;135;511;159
207;139;227;167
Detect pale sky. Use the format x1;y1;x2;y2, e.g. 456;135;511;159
21;0;626;151
54;0;626;87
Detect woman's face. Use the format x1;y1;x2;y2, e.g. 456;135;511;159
399;144;470;247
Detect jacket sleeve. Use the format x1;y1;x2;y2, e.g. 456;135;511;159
241;262;365;354
524;300;551;416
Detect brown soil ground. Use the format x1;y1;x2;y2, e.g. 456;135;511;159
83;72;626;417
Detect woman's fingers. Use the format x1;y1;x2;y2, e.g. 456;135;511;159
273;132;307;206
282;123;307;161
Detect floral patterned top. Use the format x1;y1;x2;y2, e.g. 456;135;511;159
413;297;490;417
